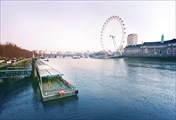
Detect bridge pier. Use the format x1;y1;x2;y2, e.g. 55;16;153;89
32;58;37;79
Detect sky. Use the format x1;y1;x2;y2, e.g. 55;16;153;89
0;1;175;52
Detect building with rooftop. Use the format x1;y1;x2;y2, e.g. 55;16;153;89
123;39;176;58
127;34;138;45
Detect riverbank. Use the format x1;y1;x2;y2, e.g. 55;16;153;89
0;58;33;70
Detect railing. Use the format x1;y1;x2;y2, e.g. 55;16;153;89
0;68;32;79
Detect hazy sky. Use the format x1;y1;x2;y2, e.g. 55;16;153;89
1;1;175;52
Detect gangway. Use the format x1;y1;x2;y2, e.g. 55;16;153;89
0;67;32;79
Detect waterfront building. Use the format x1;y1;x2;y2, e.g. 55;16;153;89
123;39;176;58
127;34;138;45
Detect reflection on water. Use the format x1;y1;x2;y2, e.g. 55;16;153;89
123;58;176;71
0;78;30;101
31;79;42;111
0;58;175;120
42;96;79;109
0;78;31;113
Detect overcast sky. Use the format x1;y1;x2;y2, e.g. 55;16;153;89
1;1;175;52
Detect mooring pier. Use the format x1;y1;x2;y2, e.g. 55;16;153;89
0;57;36;79
0;67;32;79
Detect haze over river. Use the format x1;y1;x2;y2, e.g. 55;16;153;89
0;58;175;120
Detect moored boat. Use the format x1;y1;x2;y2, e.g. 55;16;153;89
36;59;78;101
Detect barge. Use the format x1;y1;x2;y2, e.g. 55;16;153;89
36;60;78;101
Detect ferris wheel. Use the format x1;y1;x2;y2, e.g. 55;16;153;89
100;16;126;55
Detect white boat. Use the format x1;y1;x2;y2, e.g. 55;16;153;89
109;54;123;58
72;56;81;59
91;55;109;59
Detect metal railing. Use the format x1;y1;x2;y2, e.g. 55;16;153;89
0;68;32;79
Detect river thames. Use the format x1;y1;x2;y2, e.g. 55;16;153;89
0;58;175;120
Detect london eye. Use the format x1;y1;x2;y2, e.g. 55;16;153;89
100;16;126;56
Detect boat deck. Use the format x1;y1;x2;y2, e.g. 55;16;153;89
42;78;74;96
36;59;78;101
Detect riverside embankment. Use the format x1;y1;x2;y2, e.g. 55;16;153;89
0;58;33;70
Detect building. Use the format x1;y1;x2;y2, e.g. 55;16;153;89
123;39;176;58
127;34;138;45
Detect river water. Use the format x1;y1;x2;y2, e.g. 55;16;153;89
0;58;175;120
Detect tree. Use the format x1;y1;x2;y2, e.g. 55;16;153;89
0;42;38;59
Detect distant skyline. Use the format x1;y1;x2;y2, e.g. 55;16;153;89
1;1;175;52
